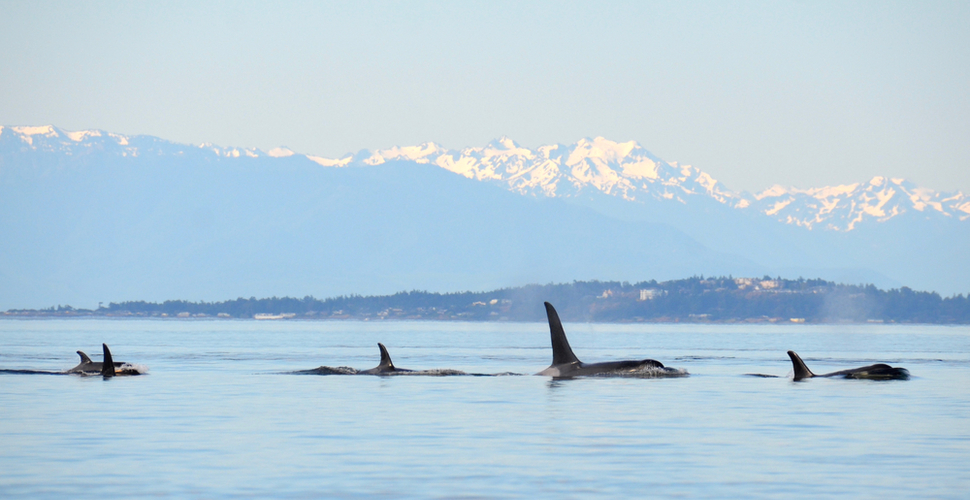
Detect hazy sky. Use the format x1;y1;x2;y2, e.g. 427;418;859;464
2;0;968;193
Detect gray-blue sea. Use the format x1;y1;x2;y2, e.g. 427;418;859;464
1;319;968;498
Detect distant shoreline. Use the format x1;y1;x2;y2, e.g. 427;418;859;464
0;313;950;325
6;277;969;325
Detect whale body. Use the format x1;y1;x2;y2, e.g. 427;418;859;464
787;350;909;381
296;343;424;375
67;344;143;377
536;302;685;378
295;343;518;376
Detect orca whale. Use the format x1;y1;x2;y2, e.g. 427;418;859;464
787;350;909;381
296;343;421;375
295;343;512;376
67;344;143;377
357;343;414;375
536;302;685;378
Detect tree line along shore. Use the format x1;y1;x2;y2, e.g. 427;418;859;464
6;277;970;324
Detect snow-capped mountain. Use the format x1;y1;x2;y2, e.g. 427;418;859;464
318;136;744;206
2;124;968;308
2;125;967;231
750;177;970;230
306;133;969;231
0;124;268;158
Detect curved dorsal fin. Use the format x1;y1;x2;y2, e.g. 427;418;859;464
77;351;92;364
377;343;395;369
101;344;115;377
545;302;579;366
787;350;815;380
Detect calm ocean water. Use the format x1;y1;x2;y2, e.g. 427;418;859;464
1;318;968;498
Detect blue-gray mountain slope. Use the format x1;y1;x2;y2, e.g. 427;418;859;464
0;134;757;308
2;126;965;309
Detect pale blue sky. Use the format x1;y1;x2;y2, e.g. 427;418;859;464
2;0;968;193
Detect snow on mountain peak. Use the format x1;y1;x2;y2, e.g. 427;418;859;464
486;136;521;151
65;129;103;142
7;125;58;145
296;136;745;205
749;176;968;229
12;125;57;136
375;142;445;164
4;125;273;159
337;136;740;204
571;137;639;162
306;155;353;167
3;125;132;149
267;147;295;158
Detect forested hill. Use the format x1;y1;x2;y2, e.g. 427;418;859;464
7;277;970;324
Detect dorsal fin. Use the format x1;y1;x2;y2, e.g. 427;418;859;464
545;302;579;366
77;351;92;364
377;343;395;370
787;350;815;380
101;344;115;377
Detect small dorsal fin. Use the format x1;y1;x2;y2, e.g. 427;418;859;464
101;344;115;377
77;351;92;364
377;343;395;369
545;302;580;366
787;350;815;380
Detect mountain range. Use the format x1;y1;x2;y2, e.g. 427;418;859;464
1;125;967;309
316;135;970;231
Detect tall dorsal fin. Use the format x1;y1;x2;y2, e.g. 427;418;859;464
101;344;115;377
545;302;579;366
787;350;815;380
377;343;395;369
77;351;92;364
